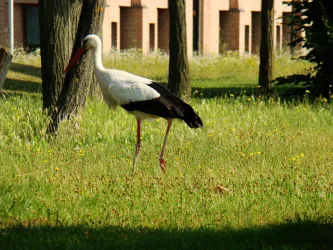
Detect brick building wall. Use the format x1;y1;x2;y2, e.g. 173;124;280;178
157;8;169;53
251;12;261;54
201;0;229;55
0;1;5;47
282;12;292;48
13;4;24;47
220;10;240;52
0;0;38;49
120;6;143;50
0;0;293;56
3;3;25;47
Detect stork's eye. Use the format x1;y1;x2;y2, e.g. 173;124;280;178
83;40;88;45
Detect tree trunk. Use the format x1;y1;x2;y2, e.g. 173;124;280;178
39;0;81;110
46;0;105;134
168;0;191;98
259;0;274;94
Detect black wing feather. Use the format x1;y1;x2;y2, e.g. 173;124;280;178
121;82;203;128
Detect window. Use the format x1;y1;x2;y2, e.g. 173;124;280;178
276;25;281;50
245;25;250;53
26;5;40;46
112;22;117;49
149;23;155;51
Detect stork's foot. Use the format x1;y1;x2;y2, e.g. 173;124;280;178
159;159;166;174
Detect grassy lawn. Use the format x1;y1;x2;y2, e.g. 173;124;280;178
0;51;332;249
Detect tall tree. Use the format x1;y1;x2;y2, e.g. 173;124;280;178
259;0;274;94
168;0;191;98
275;0;333;100
39;0;105;134
39;0;81;110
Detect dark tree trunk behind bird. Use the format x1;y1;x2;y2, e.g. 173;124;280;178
42;0;105;134
39;0;81;110
168;0;191;98
259;0;274;94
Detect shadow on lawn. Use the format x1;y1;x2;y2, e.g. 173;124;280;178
1;220;332;249
191;86;306;99
3;78;42;94
2;63;305;99
2;63;42;94
9;63;41;78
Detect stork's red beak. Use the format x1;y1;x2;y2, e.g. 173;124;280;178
64;48;87;73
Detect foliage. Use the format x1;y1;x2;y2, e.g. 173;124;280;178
276;0;333;100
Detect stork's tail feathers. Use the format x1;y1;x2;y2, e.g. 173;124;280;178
183;103;203;128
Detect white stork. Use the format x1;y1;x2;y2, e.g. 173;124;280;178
64;34;203;173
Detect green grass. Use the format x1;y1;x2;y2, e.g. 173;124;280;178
0;51;332;249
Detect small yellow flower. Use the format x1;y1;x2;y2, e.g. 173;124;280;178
55;167;61;171
305;90;310;94
230;94;234;97
257;152;262;155
300;153;304;157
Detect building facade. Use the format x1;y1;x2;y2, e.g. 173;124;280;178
0;0;39;49
0;0;293;56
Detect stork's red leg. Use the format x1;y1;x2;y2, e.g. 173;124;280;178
159;119;172;173
132;119;141;173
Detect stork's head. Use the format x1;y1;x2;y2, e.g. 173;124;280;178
64;34;101;72
81;34;101;50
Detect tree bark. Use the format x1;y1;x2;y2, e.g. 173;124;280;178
46;0;105;134
168;0;191;98
39;0;81;110
259;0;274;94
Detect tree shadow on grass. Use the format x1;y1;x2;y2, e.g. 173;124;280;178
1;220;332;250
191;86;306;99
9;63;41;78
3;78;42;94
1;62;42;95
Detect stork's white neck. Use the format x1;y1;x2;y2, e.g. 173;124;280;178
92;41;105;72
